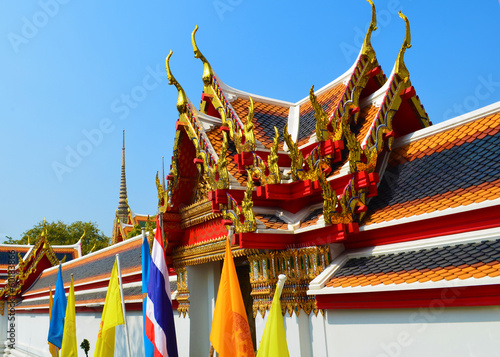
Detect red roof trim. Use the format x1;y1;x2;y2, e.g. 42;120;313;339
315;284;500;309
349;204;500;249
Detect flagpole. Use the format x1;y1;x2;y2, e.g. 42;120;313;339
116;254;132;357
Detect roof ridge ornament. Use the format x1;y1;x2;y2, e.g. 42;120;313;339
309;85;330;142
395;11;412;82
192;25;215;88
361;0;377;62
166;50;189;114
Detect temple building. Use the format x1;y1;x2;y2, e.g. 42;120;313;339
2;1;500;356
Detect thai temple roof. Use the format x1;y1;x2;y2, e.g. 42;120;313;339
151;1;500;315
16;233;177;313
6;0;500;319
0;235;81;298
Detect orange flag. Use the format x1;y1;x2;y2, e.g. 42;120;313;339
210;237;254;356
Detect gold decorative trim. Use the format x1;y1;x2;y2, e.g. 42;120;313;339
223;174;256;233
181;212;222;229
395;11;411;82
248;246;330;318
172;236;258;268
192;25;214;88
176;267;190;317
361;0;377;62
179;199;222;229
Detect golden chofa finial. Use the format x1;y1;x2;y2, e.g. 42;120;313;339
361;0;377;62
192;25;214;88
166;50;189;114
395;11;412;82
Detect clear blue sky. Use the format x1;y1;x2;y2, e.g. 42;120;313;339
1;1;499;241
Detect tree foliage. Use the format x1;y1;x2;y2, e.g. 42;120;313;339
8;220;110;255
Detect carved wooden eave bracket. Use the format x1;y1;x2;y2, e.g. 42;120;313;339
222;173;257;234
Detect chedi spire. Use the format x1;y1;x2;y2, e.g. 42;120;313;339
117;130;128;222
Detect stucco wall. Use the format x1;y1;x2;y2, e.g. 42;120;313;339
4;307;189;357
323;306;500;357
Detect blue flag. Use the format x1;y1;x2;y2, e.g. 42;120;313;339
47;265;67;348
142;235;154;357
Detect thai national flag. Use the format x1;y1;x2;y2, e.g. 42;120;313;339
145;216;178;357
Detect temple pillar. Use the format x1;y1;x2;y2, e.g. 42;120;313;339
309;312;327;357
285;312;312;357
187;261;221;356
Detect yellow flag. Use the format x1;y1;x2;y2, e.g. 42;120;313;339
60;276;77;357
210;236;254;356
256;274;290;357
94;258;125;357
48;287;58;357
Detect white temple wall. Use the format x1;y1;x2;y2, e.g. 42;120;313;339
7;310;143;357
255;310;317;357
254;311;268;350
173;309;190;357
323;305;500;357
186;261;221;356
309;312;327;357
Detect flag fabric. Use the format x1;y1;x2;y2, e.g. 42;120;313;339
142;234;155;357
256;274;290;357
145;217;178;357
94;258;125;357
60;276;77;357
210;236;254;357
48;265;67;348
48;287;58;357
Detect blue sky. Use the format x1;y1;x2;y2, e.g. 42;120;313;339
1;1;499;242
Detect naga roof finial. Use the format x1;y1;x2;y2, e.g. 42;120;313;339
166;50;189;114
395;11;412;82
361;0;377;62
192;25;215;87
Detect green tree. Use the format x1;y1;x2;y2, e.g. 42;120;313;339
127;223;142;238
9;220;110;255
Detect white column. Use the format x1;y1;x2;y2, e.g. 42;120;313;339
309;312;327;357
187;262;221;357
254;311;269;350
284;312;312;357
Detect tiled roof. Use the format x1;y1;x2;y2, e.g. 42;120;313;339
326;238;500;288
18;286;143;309
299;208;323;229
206;127;248;186
255;214;288;230
0;247;30;265
230;97;289;150
25;238;142;296
355;105;379;144
364;112;500;225
297;83;345;146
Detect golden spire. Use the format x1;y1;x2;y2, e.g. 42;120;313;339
361;0;377;62
192;25;215;87
395;11;412;82
166;50;189;114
